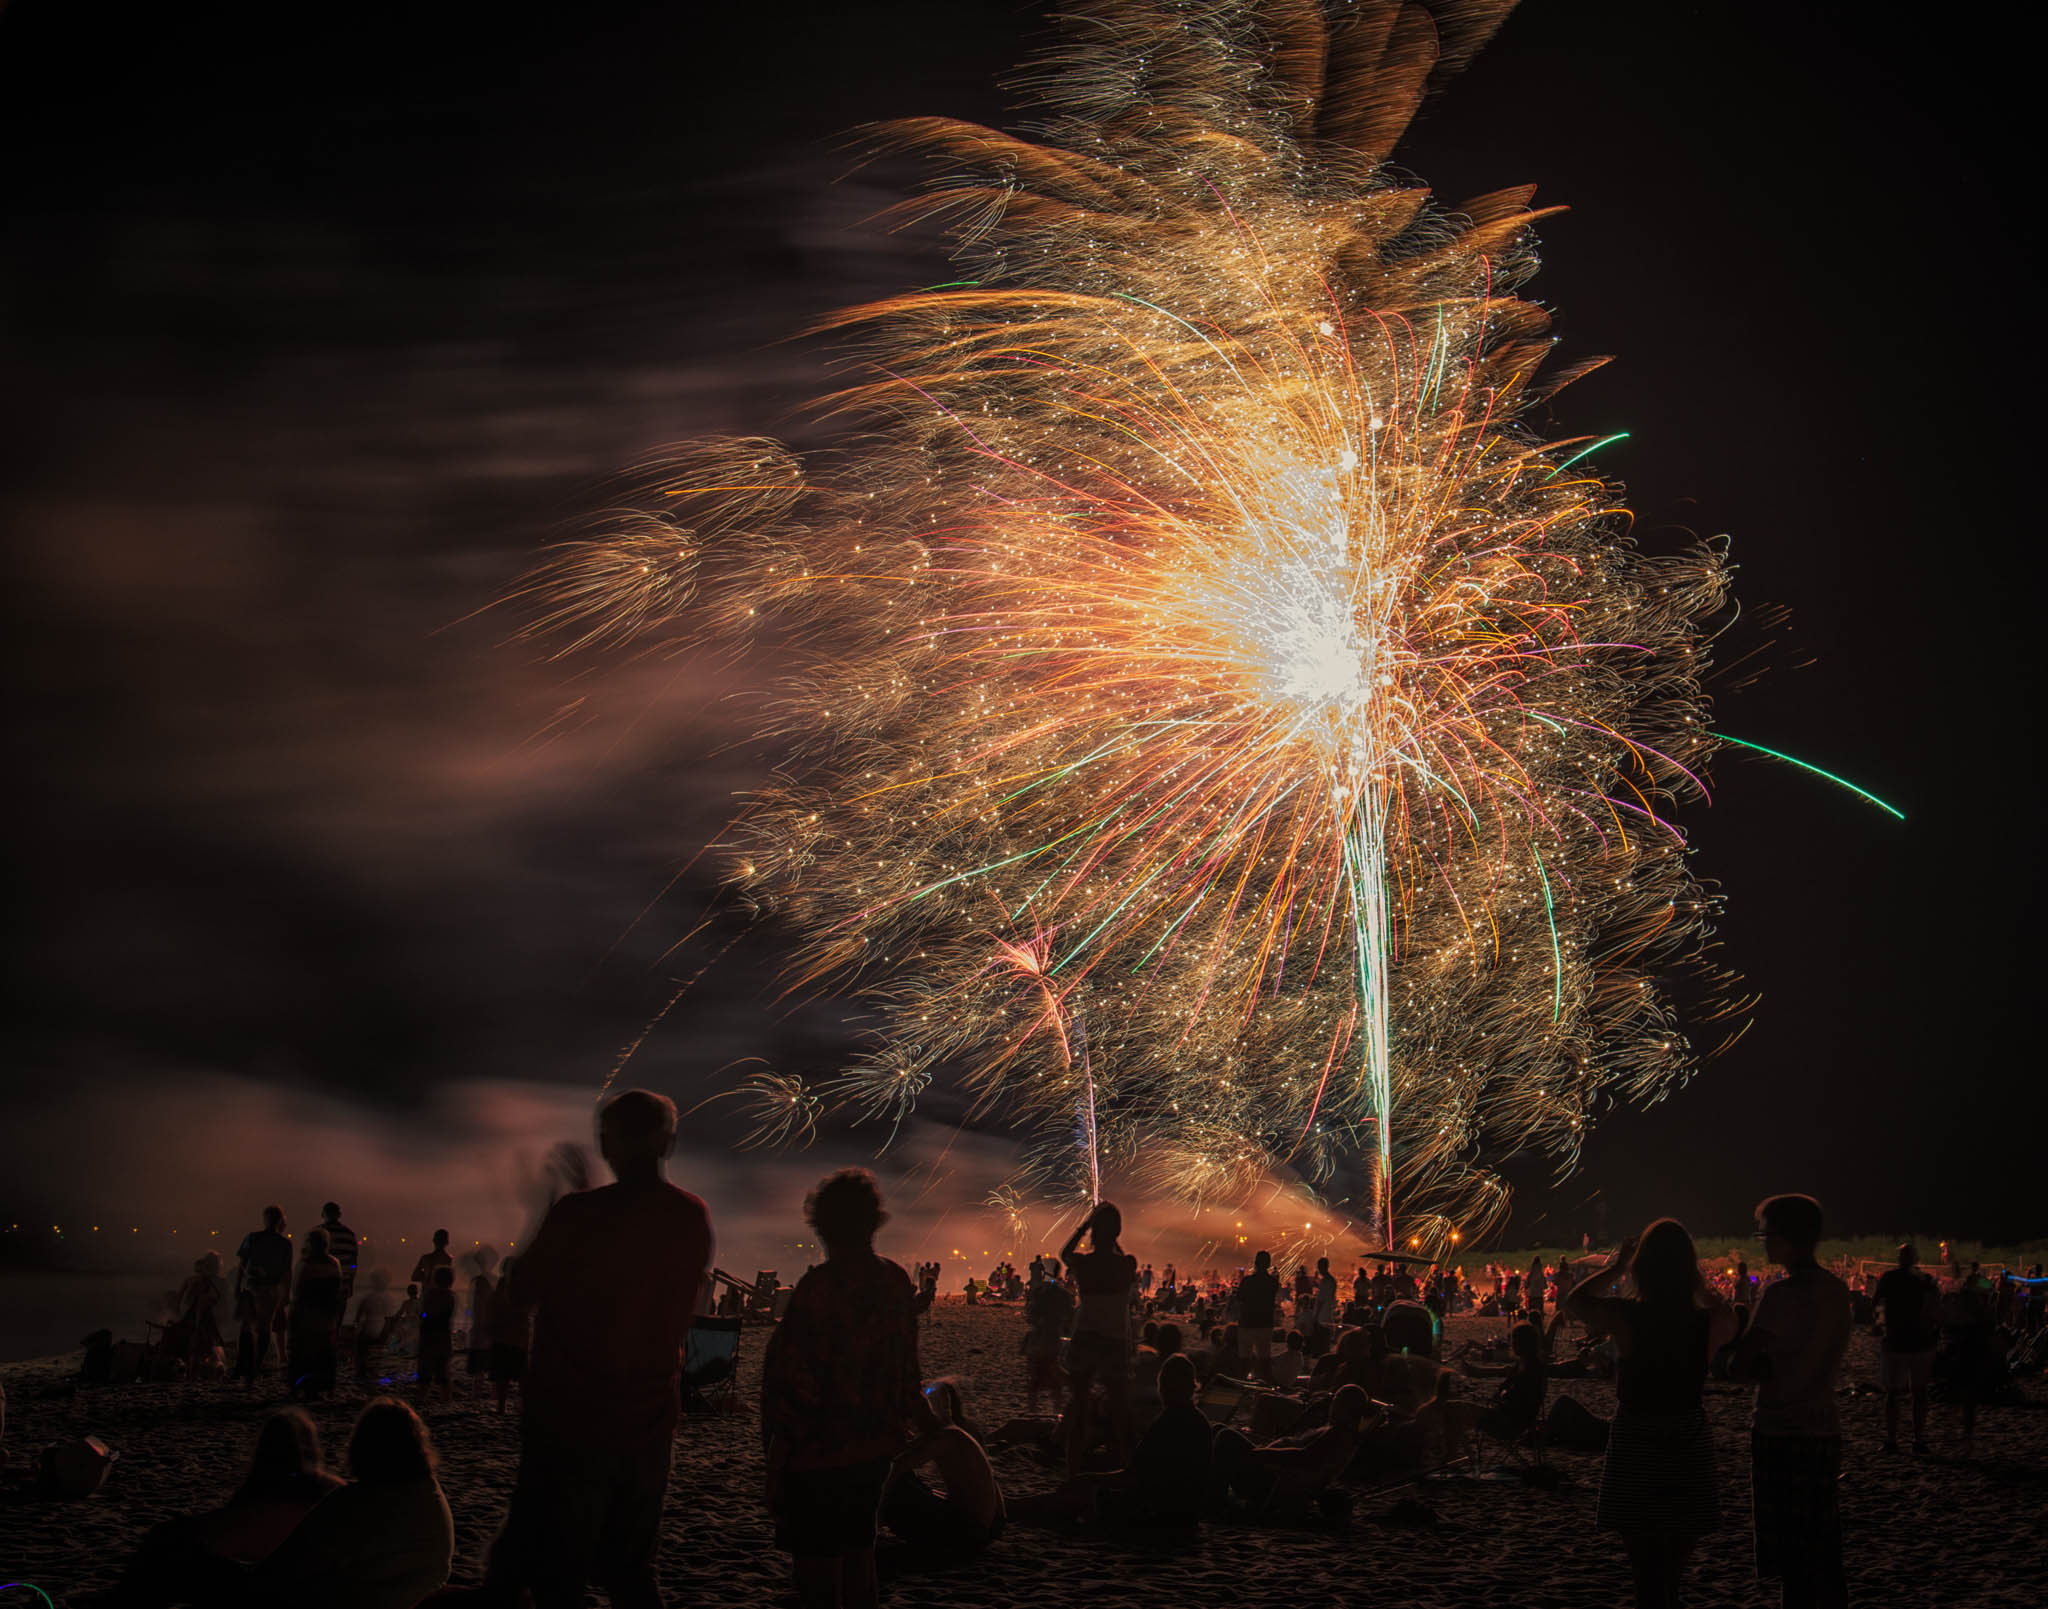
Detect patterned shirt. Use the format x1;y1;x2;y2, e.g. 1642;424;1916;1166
320;1220;359;1275
762;1252;922;1470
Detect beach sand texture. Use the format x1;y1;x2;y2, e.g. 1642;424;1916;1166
2;1305;2038;1606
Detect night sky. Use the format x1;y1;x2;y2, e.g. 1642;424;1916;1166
4;2;2039;1256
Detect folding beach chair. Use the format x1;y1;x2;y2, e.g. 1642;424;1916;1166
1453;1388;1554;1484
1466;1416;1547;1477
142;1318;192;1382
1198;1376;1253;1427
683;1314;744;1416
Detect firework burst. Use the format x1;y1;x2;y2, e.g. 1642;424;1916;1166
530;1;1746;1253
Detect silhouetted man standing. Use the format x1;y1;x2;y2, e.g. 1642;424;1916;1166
1237;1251;1280;1382
234;1204;292;1384
489;1090;713;1609
1873;1243;1938;1455
409;1227;453;1289
1734;1193;1850;1609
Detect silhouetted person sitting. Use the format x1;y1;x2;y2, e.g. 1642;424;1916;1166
100;1407;343;1606
1019;1352;1212;1529
485;1089;714;1609
1210;1382;1370;1522
879;1380;1005;1572
247;1397;453;1609
1129;1320;1181;1431
1307;1327;1372;1395
763;1169;940;1609
1422;1318;1548;1461
1381;1296;1436;1360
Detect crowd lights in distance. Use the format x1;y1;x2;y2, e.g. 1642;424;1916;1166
2;1224;516;1249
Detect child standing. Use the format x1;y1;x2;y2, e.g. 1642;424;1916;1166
466;1269;495;1390
388;1284;421;1360
352;1269;395;1380
487;1255;529;1416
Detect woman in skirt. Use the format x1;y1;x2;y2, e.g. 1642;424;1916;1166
1565;1219;1737;1609
288;1230;345;1401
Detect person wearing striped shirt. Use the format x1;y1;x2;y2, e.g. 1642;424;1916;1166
320;1204;360;1304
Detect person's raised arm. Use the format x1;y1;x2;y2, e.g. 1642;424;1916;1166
695;1221;717;1316
891;1419;962;1476
1703;1285;1738;1355
1562;1237;1636;1335
1059;1206;1096;1265
505;1198;572;1312
1727;1281;1778;1381
903;1370;943;1442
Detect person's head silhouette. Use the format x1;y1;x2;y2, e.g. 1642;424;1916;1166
1330;1383;1369;1430
1754;1193;1823;1266
349;1398;436;1485
806;1169;887;1253
1158;1352;1197;1407
597;1088;678;1182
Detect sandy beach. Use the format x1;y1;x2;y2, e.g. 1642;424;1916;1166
2;1303;2040;1607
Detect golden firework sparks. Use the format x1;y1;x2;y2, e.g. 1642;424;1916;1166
529;2;1749;1254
